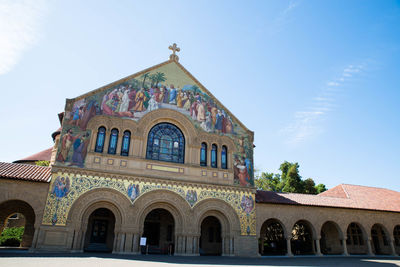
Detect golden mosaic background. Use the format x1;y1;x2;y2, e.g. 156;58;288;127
42;172;256;235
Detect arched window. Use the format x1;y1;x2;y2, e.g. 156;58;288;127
121;130;131;156
146;123;185;163
200;143;207;166
211;144;217;168
221;145;227;169
95;126;106;153
108;128;119;155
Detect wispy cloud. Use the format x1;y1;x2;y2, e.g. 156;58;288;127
0;0;47;75
281;63;365;145
267;1;300;35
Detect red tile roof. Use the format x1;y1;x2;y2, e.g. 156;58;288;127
14;147;53;163
0;162;51;183
256;184;400;213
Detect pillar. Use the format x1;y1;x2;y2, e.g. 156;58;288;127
367;237;374;256
230;237;234;255
222;237;230;255
315;238;322;256
132;233;140;254
124;233;133;253
390;238;397;256
186;235;194;255
342;238;349;256
193;236;200;255
286;237;293;256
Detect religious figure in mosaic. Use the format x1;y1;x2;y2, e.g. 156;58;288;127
127;184;140;202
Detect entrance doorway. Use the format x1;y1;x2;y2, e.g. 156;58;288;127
200;216;222;256
142;208;175;254
84;208;115;252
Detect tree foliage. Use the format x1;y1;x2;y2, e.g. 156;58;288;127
0;226;24;246
35;160;50;166
255;161;327;194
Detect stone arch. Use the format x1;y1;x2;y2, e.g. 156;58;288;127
371;223;391;255
67;188;131;229
133;189;190;235
66;188;131;252
0;200;36;247
138;109;197;144
290;219;316;255
346;222;368;255
82;206;117;252
193;198;240;236
259;218;287;255
320;220;344;255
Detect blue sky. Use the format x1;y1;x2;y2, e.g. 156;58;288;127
1;0;399;191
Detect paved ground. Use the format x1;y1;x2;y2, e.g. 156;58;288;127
0;251;400;267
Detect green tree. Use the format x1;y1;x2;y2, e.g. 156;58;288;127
255;172;281;192
255;161;327;194
303;178;317;194
315;183;327;194
282;164;303;193
35;160;50;166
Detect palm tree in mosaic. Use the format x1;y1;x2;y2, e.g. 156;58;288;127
141;72;150;88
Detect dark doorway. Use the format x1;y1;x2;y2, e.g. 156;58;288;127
259;219;287;255
84;208;115;252
291;220;314;255
200;216;222;256
371;224;390;255
320;221;343;255
142;208;174;254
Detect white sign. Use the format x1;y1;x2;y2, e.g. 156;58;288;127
140;237;147;246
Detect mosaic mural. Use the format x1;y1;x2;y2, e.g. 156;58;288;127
42;172;256;235
55;62;254;186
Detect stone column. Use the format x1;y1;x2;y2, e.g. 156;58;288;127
286;237;293;256
119;232;126;253
315;238;322;256
30;226;39;250
342;238;349;256
186;235;194;255
132;233;140;254
223;237;230;255
230;237;234;255
113;232;120;252
124;233;133;253
367;237;374;256
193;236;200;255
390;238;397;256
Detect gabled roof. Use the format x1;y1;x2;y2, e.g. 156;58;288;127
256;184;400;213
14;147;53;163
0;162;51;183
66;59;253;139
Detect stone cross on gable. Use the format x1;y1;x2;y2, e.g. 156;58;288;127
169;43;180;62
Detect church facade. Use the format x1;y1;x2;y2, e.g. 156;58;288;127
1;45;400;257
